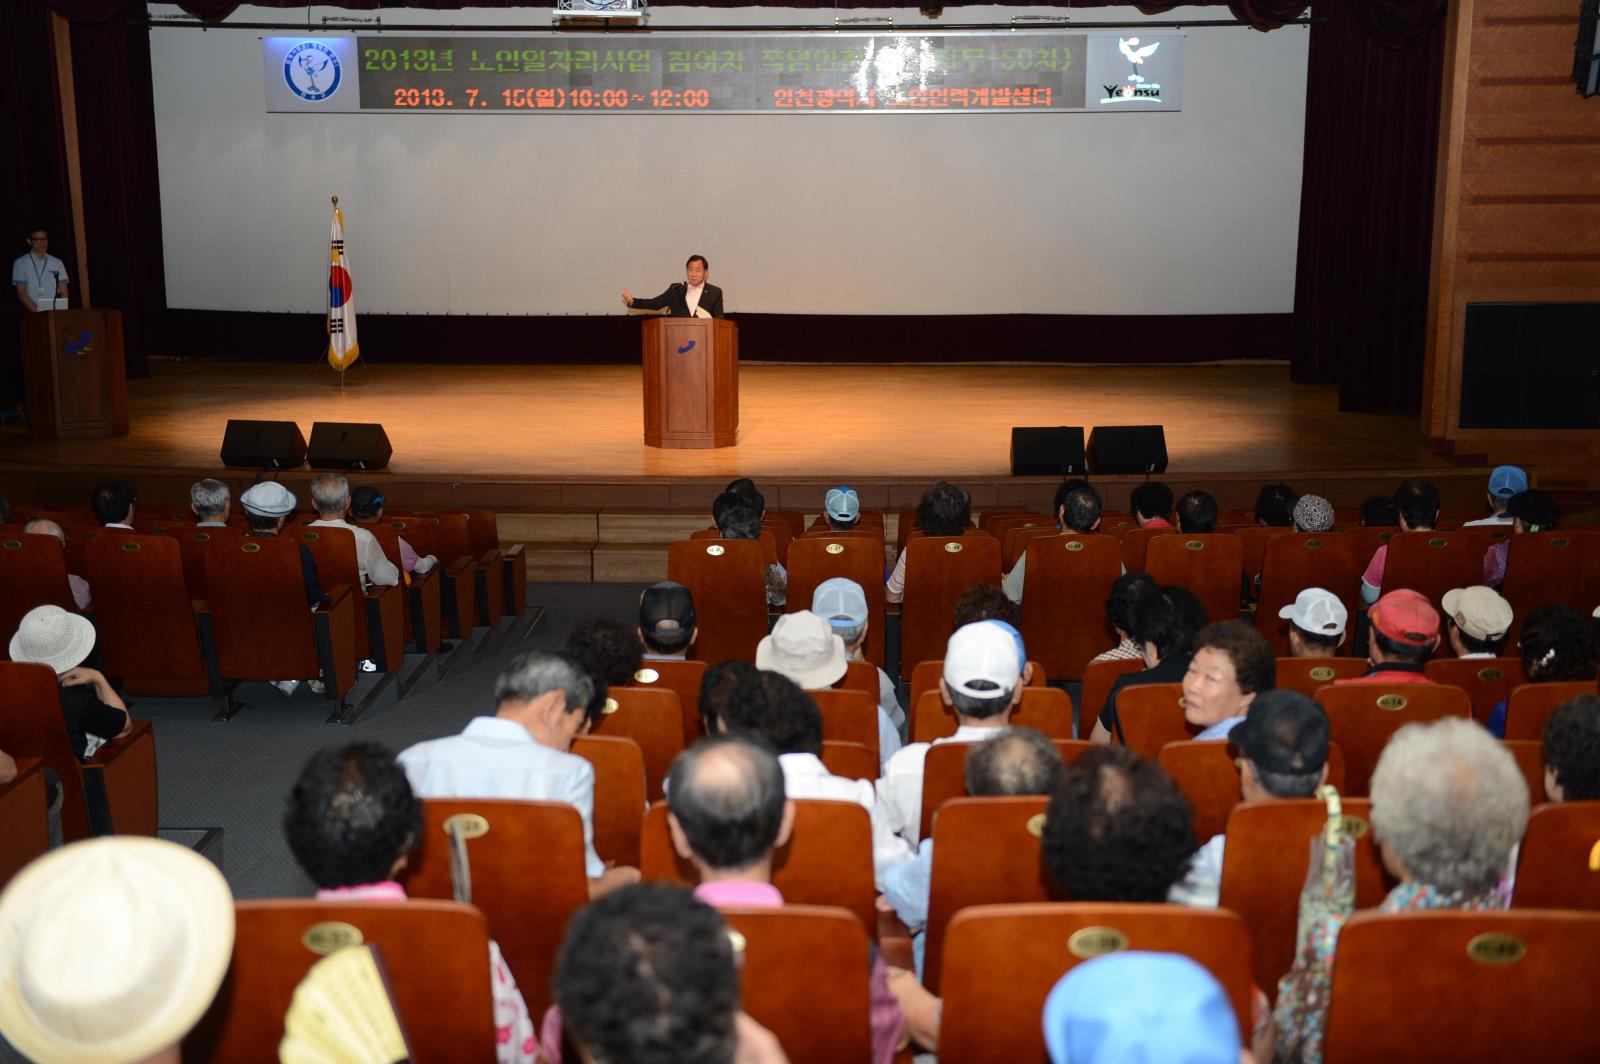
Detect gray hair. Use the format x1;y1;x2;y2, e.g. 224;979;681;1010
190;478;229;519
828;617;866;649
309;474;351;516
23;518;65;544
1369;717;1529;896
966;726;1063;796
494;651;594;715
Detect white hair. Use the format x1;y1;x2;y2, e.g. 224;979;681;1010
190;478;230;518
23;518;65;544
309;474;350;516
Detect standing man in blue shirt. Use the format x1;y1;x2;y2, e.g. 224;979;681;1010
12;225;69;311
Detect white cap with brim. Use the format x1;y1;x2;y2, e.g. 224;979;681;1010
943;621;1021;699
1441;586;1514;642
0;838;235;1064
755;611;849;690
812;577;869;629
240;481;297;518
9;605;96;676
1278;588;1348;638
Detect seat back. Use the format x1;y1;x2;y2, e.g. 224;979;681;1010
1314;683;1472;794
204;536;321;681
820;739;878;781
458;506;501;557
571;734;646;869
1321;910;1600;1063
287;525;376;662
187;900;496;1063
1003;524;1064;570
1233;524;1283;589
668;539;768;663
0;663;92;840
0;759;48;888
919;739;1091;839
1423;657;1528;722
809;687;881;764
1120;525;1176;572
631;657;708;747
1145;533;1243;627
85;534;209;695
899;535;1002;681
1504;681;1599;741
1017;534;1123;680
1512;801;1600;911
1501;532;1600;646
1159;740;1348;842
839;658;878;694
174;525;242;599
403;799;589;1018
923;796;1055;992
0;532;76;647
911;686;1073;745
640;799;876;933
938;903;1255;1062
1080;657;1146;731
1379;530;1491;615
908;658;1045;710
1112;682;1197;756
721;906;873;1062
1273;656;1369;697
786;537;889;665
1218;797;1391;998
1503;739;1548;808
590;687;684;801
1254;533;1363;654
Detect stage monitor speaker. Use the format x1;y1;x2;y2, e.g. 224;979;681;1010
219;419;306;469
1010;427;1086;476
1087;425;1168;475
307;422;393;470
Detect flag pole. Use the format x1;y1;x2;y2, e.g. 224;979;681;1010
332;196;342;393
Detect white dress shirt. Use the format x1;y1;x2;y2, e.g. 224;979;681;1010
309;517;401;587
1169;833;1226;908
779;752;915;887
877;724;1007;846
685;282;706;318
399;716;604;878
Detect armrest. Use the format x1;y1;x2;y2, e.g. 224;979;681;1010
445;557;473;578
84;720;158;835
502;544;524;559
0;757;43;794
317;584;354;611
475;549;503;567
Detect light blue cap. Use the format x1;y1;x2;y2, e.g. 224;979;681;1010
1042;952;1240;1064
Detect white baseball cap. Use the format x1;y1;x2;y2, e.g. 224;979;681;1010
240;481;297;518
1441;586;1513;642
943;621;1021;699
812;577;869;629
1278;588;1348;637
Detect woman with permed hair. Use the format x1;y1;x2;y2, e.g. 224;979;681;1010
1483;603;1598;737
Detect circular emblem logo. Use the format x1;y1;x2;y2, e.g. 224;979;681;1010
242;542;261;553
284;41;342;102
302;922;363;955
826;543;845;555
1065;540;1084;552
1310;666;1335;682
1428;537;1448;549
1466;933;1527;966
706;544;725;556
1478;667;1503;681
603;698;620;715
1377;694;1408;712
1339;815;1370;838
1068;927;1129;959
442;813;490;839
1184;539;1203;551
1306;538;1323;549
122;541;139;552
944;542;964;554
1025;813;1046;837
635;668;660;684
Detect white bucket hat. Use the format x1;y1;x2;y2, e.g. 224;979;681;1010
9;604;96;676
0;837;235;1064
755;610;849;689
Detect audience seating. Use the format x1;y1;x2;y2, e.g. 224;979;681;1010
630;657;708;747
1159;739;1349;843
203;537;359;720
1018;534;1123;681
1081;657;1145;726
1424;657;1528;722
721;905;874;1062
1502;740;1548;807
840;658;879;693
1145;533;1244;627
1002;524;1063;570
384;517;456;649
459;506;527;617
1112;683;1197;757
1512;801;1600;911
173;525;240;600
898;535;1002;682
810;687;882;764
0;531;77;646
1378;529;1491;618
1320;910;1600;1062
571;734;646;869
668;538;767;663
640;799;877;935
590;687;684;801
937;903;1255;1063
820;739;879;782
918;739;1091;839
0;758;48;888
1119;526;1176;572
786;534;888;664
430;512;505;628
1499;532;1600;646
288;526;404;673
404;798;589;1019
1218;797;1391;999
1254;534;1363;654
911;686;1073;745
1233;524;1281;591
923;796;1055;993
363;520;443;654
1344;527;1396;576
1502;681;1599;742
186;900;496;1063
1274;656;1369;697
1314;682;1472;794
0;662;158;840
389;516;477;642
85;534;213;696
907;658;1046;712
690;525;779;566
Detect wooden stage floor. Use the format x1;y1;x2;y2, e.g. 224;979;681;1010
0;361;1474;513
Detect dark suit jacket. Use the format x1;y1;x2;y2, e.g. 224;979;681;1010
631;282;724;319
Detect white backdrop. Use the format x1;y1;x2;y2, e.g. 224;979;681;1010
149;4;1309;316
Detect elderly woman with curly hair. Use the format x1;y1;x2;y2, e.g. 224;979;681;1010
1483;603;1598;738
1272;718;1529;1062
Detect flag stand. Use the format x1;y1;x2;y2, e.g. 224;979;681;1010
324;194;363;387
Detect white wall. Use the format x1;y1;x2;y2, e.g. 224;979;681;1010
149;4;1309;316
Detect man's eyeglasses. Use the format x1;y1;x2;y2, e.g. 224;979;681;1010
28;236;47;243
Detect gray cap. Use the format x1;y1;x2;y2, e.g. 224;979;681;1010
239;481;296;518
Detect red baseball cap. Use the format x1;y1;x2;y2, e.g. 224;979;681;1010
1369;589;1440;646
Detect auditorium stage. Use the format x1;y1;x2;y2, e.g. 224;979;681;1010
0;360;1479;515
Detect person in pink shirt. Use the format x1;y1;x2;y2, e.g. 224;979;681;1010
1130;481;1175;529
1360;479;1440;604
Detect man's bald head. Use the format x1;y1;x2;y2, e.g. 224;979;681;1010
666;736;787;873
23;518;65;544
965;726;1065;796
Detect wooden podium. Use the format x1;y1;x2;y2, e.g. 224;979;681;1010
642;317;738;448
21;308;128;439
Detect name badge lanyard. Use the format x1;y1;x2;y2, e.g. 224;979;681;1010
29;255;52;297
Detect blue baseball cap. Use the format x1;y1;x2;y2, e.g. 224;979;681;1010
1042;952;1240;1064
1488;465;1528;499
825;486;860;522
985;620;1028;679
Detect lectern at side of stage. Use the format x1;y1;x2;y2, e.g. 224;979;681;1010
642;316;738;448
21;308;128;439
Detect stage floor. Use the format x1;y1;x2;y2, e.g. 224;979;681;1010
0;360;1469;513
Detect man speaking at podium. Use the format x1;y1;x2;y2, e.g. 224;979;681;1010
12;225;69;312
621;254;723;319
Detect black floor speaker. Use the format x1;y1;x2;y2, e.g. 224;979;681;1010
307;422;393;470
1087;425;1168;474
1010;427;1086;476
219;419;306;469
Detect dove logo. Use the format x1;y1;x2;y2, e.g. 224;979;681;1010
64;330;93;356
676;340;697;355
1101;36;1165;104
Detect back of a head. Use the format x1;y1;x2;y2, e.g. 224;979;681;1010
943;621;1021;721
1043;745;1196;901
309;473;351;517
1060;483;1103;533
23;518;65;544
917;480;971;537
1175;491;1217;534
716;501;762;541
965;727;1064;796
1105;571;1159;637
495;651;596;721
190;478;229;520
1393;478;1440;529
719;669;823;756
1043;951;1241;1064
555;882;739;1064
1230;689;1330;799
953;583;1019;628
1360;494;1398;527
1544;694;1600;801
725;477;765;519
697;660;764;735
565;617;644;687
283;743;420;889
1132;586;1204;661
640;581;697;655
1130;481;1173;523
666;735;788;872
1507;489;1560;532
1519;603;1597;682
91;479;136;525
1254;483;1298;527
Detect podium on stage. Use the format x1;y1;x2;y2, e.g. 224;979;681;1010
21;308;128;440
642;316;738;448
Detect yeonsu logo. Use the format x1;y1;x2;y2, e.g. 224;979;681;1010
1102;37;1164;104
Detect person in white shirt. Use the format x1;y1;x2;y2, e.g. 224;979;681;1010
1280;587;1349;659
307;472;400;588
189;478;231;527
1168;689;1331;908
1001;480;1105;605
90;479;136;528
757;608;899;763
620;253;724;318
12;226;68;311
811;577;906;745
398;651;640;899
1440;585;1513;659
878;620;1023;846
1462;465;1527;527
